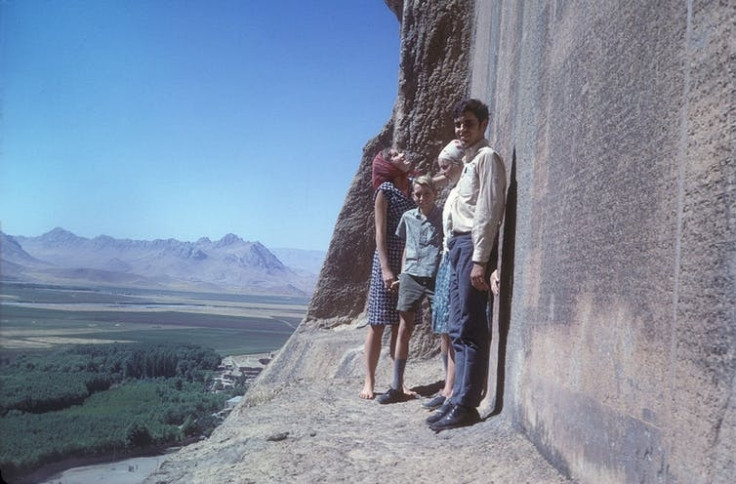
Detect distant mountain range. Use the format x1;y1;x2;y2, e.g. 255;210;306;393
0;228;325;296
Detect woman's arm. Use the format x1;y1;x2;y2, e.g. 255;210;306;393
432;173;449;188
374;190;396;291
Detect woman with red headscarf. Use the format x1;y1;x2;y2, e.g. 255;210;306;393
360;148;416;400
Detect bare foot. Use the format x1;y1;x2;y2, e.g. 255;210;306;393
360;383;375;400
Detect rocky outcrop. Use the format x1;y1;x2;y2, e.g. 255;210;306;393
305;0;472;356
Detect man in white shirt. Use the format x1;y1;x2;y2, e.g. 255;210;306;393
428;99;506;432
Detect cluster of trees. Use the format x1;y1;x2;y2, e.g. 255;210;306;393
0;343;242;480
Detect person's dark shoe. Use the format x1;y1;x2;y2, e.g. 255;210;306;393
425;400;453;424
421;394;446;410
377;387;409;404
429;405;480;432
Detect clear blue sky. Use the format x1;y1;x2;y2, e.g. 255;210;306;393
0;0;400;251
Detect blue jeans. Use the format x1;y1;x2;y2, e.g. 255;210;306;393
448;234;491;409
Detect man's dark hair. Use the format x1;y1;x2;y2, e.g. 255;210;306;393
452;98;489;123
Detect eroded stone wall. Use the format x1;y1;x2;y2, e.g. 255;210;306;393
305;0;472;355
471;0;735;481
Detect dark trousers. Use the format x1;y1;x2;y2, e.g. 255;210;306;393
448;234;491;409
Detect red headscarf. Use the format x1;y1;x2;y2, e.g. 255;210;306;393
372;150;411;195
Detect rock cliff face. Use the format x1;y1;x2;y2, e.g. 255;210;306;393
147;1;735;482
467;1;735;481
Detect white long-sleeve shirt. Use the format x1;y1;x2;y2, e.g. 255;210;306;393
441;187;460;253
448;138;506;263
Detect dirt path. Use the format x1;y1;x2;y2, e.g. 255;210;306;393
144;327;570;483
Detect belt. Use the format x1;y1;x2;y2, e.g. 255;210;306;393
452;230;471;236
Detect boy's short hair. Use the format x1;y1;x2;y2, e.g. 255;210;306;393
452;98;489;123
413;174;436;194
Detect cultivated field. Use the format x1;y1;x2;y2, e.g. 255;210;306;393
0;282;307;356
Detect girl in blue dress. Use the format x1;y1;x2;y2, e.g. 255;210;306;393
424;140;465;409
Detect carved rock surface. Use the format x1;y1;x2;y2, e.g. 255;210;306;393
469;0;735;482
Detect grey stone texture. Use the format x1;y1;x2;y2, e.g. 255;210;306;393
471;0;735;482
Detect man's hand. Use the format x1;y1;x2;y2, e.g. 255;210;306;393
470;262;489;291
490;269;500;296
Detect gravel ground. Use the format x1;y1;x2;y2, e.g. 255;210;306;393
142;328;571;484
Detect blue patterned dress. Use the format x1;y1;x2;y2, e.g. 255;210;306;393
431;253;452;333
431;186;459;334
367;181;416;325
